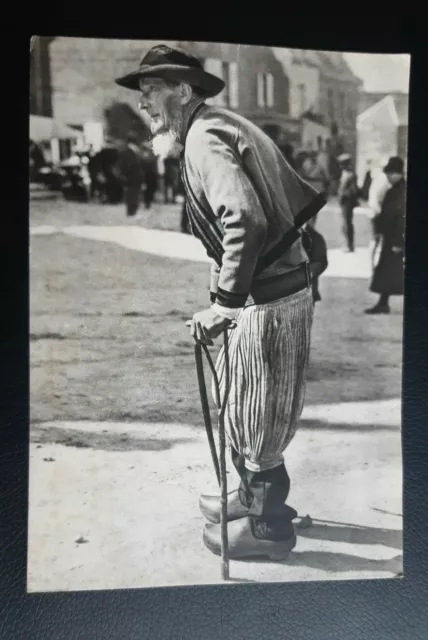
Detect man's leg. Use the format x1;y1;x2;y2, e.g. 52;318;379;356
125;184;140;217
341;204;354;251
348;206;355;251
202;288;313;558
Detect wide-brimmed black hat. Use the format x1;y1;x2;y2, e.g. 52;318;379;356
115;44;225;98
383;156;404;174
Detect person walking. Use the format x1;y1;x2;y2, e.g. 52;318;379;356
366;162;392;265
365;157;406;314
115;44;326;560
117;132;146;217
337;153;359;252
141;143;158;210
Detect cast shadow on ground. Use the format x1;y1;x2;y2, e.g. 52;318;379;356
296;519;402;550
241;519;402;575
285;550;403;575
298;419;398;432
195;515;403;581
30;425;194;453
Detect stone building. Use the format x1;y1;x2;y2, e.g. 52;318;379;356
41;37;362;160
356;93;409;183
273;48;362;157
47;37;295;149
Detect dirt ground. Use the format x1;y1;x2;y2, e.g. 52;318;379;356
30;198;403;431
28;197;404;590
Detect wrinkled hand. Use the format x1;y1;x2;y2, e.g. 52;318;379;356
190;308;230;346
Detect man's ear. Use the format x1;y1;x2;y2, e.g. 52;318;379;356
179;83;193;105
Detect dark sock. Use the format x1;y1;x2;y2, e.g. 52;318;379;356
251;516;296;541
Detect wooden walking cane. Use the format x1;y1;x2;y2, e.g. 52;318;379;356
187;321;234;580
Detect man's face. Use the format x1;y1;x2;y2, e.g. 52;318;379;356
138;77;187;159
138;78;182;135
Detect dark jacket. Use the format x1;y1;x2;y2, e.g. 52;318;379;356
372;179;406;247
117;144;145;185
338;169;359;207
370;178;406;296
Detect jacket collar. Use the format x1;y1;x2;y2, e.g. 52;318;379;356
181;98;206;146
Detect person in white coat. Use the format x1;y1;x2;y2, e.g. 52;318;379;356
367;167;392;266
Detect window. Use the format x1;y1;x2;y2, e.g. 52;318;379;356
257;73;265;107
266;73;275;108
327;88;335;120
203;58;238;108
257;72;275;109
228;61;239;108
203;58;226;106
221;62;230;106
339;91;346;121
298;83;307;115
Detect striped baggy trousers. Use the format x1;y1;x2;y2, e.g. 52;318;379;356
213;287;314;473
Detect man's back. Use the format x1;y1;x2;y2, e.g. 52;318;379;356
185;105;322;274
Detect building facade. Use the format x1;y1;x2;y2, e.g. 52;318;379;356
356;94;409;183
316;51;362;159
273;47;362;157
185;41;297;144
358;90;409;115
47;37;295;149
44;37;362;160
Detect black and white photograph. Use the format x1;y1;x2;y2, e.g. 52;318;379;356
29;37;409;591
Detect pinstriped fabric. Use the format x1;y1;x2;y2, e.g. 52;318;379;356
213;287;314;472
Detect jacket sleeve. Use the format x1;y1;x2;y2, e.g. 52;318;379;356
188;128;268;309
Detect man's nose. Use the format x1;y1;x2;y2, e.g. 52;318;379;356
138;97;148;111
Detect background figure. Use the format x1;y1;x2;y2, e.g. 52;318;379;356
337;153;359;252
360;159;373;202
279;142;296;170
302;217;329;304
367;164;392;262
92;142;124;204
163;157;181;203
29;139;45;182
365;157;406;314
300;150;329;227
141;144;158;210
325;138;341;196
117;133;146;217
316;137;331;195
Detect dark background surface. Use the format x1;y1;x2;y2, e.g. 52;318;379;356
2;14;428;639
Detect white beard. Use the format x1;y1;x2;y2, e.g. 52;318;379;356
151;131;183;160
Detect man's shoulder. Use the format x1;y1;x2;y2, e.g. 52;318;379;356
186;107;243;148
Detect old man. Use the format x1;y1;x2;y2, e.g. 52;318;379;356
116;44;326;560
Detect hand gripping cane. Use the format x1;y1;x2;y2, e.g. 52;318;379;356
187;322;235;580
